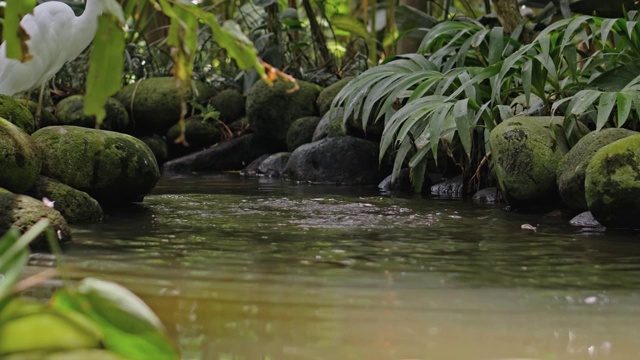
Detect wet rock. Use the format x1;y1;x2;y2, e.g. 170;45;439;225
489;116;570;209
55;95;130;133
472;187;503;204
208;89;246;123
163;134;282;173
312;107;347;142
258;152;291;177
0;95;35;134
25;176;103;224
139;134;169;165
286;116;321;151
557;128;638;212
431;175;464;198
316;76;353;116
246;79;321;145
241;154;271;176
0;188;71;249
165;117;221;158
115;77;215;136
569;211;603;228
585;134;640;229
378;168;433;194
0;118;41;193
283;137;382;185
32;126;160;206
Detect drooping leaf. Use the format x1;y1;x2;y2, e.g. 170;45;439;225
616;92;633;127
567;89;602;116
590;60;640;91
595;92;616;131
2;0;37;61
330;15;372;40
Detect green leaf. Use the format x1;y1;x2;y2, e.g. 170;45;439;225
453;99;472;157
595;92;616;131
616;92;633;127
330;15;372;40
84;15;125;126
567;89;602;116
52;278;178;360
3;0;37;61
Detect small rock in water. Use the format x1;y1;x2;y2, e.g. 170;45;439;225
520;224;537;232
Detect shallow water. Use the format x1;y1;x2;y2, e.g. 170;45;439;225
28;174;640;359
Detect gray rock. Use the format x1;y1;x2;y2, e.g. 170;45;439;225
283;137;382;185
163;134;282;173
246;79;321;145
258;152;291;177
569;211;603;228
557;128;638;211
241;154;271;176
0;117;41;193
585;134;640;229
25;176;103;224
378;168;432;194
32;126;160;205
312;107;347;142
472;187;503;204
286;116;321;152
431;175;464;198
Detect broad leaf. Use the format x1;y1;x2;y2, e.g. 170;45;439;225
2;0;37;61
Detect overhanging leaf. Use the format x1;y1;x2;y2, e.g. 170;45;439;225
595;92;616;131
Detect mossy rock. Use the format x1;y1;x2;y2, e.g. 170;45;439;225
55;95;130;133
286;116;320;151
208;89;246;123
316;76;353;116
312;107;347;142
16;99;57;129
0;118;41;193
31;126;160;206
0;95;35;134
139;134;169;165
25;176;103;224
585;134;640;228
489;116;570;208
246;79;321;145
165;117;222;158
557;128;638;211
115;77;215;136
0;188;71;249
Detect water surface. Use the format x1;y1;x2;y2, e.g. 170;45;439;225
30;174;640;359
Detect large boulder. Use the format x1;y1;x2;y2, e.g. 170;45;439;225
162;134;282;173
165;116;221;158
0;188;71;249
286;116;320;152
0;118;41;193
283;137;382;185
490;116;570;208
208;89;246;123
316;76;353;116
25;176;103;224
31;126;160;206
0;95;35;134
55;95;130;133
585;134;640;228
246;79;321;146
557;128;638;211
115;77;215;135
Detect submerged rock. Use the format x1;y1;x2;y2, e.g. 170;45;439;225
286;116;321;152
431;175;464;198
115;77;215;136
490;117;570;209
0;188;71;249
585;134;640;229
55;95;130;133
557;128;637;212
32;126;160;206
0;118;41;193
569;211;603;228
283;137;382;185
26;176;103;224
241;154;271;176
163;134;282;173
246;79;321;145
258;152;291;177
472;187;503;204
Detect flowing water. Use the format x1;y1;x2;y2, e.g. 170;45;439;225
27;174;640;360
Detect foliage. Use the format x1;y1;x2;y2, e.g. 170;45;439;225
333;10;640;193
0;220;179;359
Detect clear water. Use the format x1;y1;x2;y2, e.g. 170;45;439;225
28;174;640;359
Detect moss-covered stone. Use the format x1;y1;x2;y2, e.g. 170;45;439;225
139;134;169;165
208;89;246;123
16;99;57;129
0;118;41;193
0;188;71;249
316;76;353;116
489;116;569;208
0;95;35;134
286;116;320;151
31;126;160;205
246;79;321;145
165;117;222;158
55;95;130;133
312;107;347;142
557;128;638;211
115;77;215;136
25;176;103;224
585;134;640;228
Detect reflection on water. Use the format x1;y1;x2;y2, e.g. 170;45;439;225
28;174;640;359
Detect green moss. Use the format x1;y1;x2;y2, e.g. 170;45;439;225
316;76;353;116
208;89;246;123
166;117;221;157
56;95;130;133
286;116;321;151
0;118;41;193
26;176;103;224
0;95;35;134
